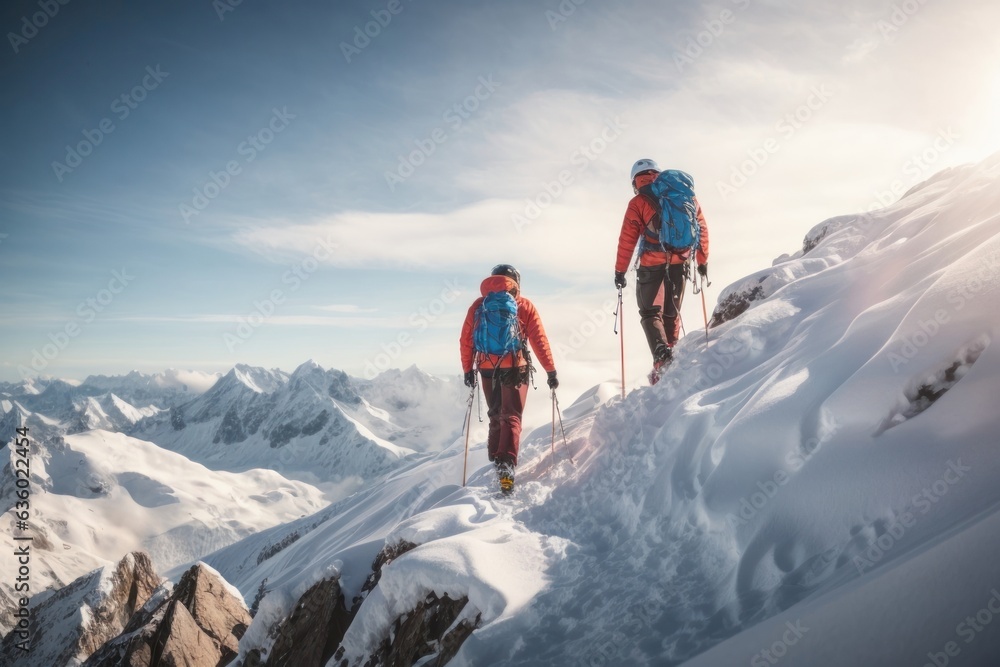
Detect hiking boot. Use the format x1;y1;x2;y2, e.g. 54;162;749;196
654;346;673;365
497;462;515;495
649;347;673;385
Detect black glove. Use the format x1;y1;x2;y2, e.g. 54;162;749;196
697;263;708;277
546;370;559;390
614;271;627;289
464;370;476;387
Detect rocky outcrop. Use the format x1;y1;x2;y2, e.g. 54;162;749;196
336;542;480;667
242;577;352;667
353;540;418;613
709;279;766;328
236;540;481;667
346;591;480;667
84;562;251;667
0;551;161;666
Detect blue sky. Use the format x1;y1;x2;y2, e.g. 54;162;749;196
2;0;999;399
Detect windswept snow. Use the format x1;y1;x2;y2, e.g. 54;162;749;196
196;153;1000;667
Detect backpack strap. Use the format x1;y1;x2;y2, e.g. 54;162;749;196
637;188;662;253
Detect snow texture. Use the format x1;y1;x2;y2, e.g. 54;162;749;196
200;153;1000;667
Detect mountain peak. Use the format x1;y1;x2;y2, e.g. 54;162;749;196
290;359;323;377
223;365;288;394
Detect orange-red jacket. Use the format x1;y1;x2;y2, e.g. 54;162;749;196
614;171;710;273
460;275;556;374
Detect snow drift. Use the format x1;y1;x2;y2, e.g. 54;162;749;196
195;152;1000;666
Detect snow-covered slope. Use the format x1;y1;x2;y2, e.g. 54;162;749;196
190;153;1000;666
75;393;162;432
0;426;325;637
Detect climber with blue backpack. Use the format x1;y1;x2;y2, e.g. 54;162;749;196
460;264;557;494
614;159;710;385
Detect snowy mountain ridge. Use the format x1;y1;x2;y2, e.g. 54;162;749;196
188;152;1000;667
130;361;469;486
7;154;1000;665
0;363;468;644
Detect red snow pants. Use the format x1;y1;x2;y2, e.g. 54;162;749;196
479;369;529;467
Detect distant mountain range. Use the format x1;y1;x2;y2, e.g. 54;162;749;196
0;362;468;637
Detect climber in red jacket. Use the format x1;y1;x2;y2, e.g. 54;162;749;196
614;159;710;382
460;264;557;494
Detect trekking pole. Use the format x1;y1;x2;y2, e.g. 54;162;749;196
551;389;556;460
614;287;625;399
553;391;574;465
461;378;476;487
699;271;712;344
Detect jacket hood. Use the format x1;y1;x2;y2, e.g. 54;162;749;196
480;275;518;296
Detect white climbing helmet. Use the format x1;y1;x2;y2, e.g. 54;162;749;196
630;159;660;182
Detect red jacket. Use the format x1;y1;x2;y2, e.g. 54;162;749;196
614;171;710;273
460;275;556;374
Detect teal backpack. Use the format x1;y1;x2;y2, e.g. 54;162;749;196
473;291;522;357
639;169;701;254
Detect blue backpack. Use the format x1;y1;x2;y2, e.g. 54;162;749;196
473;291;522;357
639;169;701;254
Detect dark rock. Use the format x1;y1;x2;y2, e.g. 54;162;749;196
84;562;251;667
355;592;479;667
710;281;766;328
214;406;247;445
353;541;418;613
333;541;480;667
243;577;351;667
301;410;330;436
0;551;161;666
328;370;362;405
